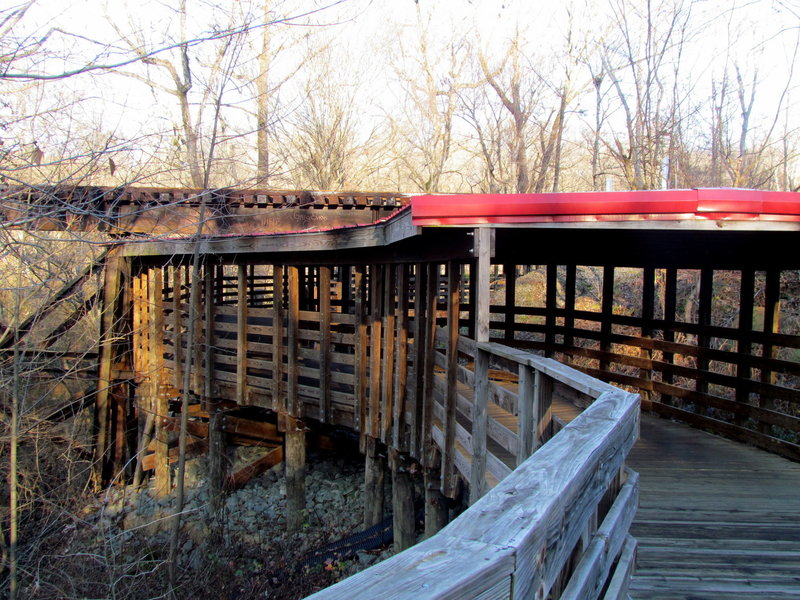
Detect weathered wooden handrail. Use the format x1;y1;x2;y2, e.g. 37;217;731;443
307;387;640;600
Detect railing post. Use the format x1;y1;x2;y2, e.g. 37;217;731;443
470;346;489;503
517;364;535;465
470;227;492;504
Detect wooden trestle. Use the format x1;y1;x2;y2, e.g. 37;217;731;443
85;187;800;598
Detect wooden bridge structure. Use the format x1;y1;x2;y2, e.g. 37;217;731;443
4;185;800;598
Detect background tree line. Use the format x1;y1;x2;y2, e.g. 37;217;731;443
1;0;799;195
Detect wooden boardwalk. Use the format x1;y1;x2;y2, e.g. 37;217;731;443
627;413;800;599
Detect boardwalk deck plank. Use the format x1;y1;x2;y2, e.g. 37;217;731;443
627;413;800;599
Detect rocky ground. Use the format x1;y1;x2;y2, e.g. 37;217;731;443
49;446;398;600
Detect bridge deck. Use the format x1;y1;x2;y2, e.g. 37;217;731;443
627;413;800;599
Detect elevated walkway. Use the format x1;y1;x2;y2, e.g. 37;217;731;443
629;414;800;599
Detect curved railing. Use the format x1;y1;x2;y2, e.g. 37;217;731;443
307;386;640;600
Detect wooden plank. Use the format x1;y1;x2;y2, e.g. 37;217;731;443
516;364;534;466
602;535;638;600
736;268;755;411
288;266;301;416
410;263;426;458
545;263;557;357
272;265;285;413
225;446;284;492
93;249;123;485
697;267;713;396
369;264;383;439
353;266;367;435
150;268;169;497
449;391;639;599
442;261;461;497
305;535;514;600
760;269;781;423
203;267;214;403
504;264;516;342
559;474;639;600
237;264;248;404
421;263;439;468
469;346;490;504
564;263;577;347
381;264;396;443
393;264;410;451
172;266;183;392
600;265;614;371
319;265;332;423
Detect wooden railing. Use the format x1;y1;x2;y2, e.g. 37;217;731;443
307;376;640;600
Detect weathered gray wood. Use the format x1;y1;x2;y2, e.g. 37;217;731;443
390;449;416;552
363;437;385;528
393;264;409;451
353;266;367;433
442;262;460;497
560;473;639;600
381;265;396;443
288;266;301;416
369;265;383;439
309;390;639;600
469;346;490;503
424;462;449;538
603;535;637;600
305;534;514;600
516;364;534;465
272;265;285;413
285;418;306;533
237;264;248;404
629;412;800;599
319;265;332;423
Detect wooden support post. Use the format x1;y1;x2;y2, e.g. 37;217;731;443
172;265;183;392
150;268;170;497
504;264;516;342
410;263;427;459
369;265;384;439
319;266;332;423
420;263;438;468
390;449;416;552
516;364;536;466
640;266;655;410
545;263;557;357
599;265;615;372
736;269;755;421
662;268;678;403
392;264;409;451
424;462;448;538
203;267;215;403
237;264;249;404
208;408;226;514
534;370;553;444
697;268;713;396
469;228;492;504
564;264;576;348
94;249;124;487
191;266;203;399
272;265;285;413
285;415;306;533
363;437;385;528
353;266;367;437
381;265;396;443
442;261;460;497
760;269;781;432
287;266;301;416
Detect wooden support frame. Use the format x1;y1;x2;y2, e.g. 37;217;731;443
237;264;249;404
392;264;410;451
319;265;332;423
442;261;460;498
272;264;285;413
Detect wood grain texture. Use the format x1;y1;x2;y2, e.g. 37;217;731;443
628;412;800;599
